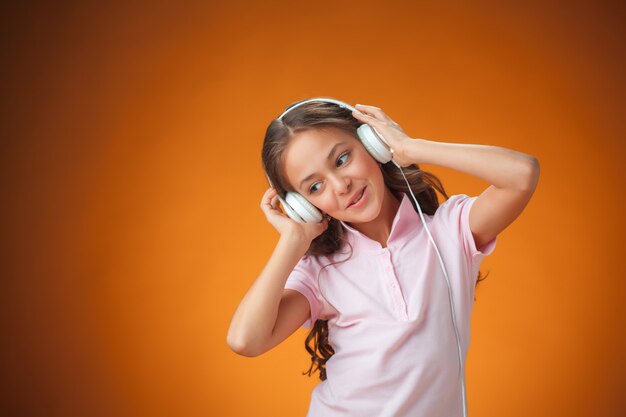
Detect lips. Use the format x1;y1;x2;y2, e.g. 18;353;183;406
347;187;366;208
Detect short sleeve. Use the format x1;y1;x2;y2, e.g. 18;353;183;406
284;256;324;329
436;194;497;268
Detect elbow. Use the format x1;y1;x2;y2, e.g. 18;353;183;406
519;156;540;191
528;157;540;190
227;333;260;357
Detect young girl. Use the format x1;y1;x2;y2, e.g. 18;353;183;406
227;98;540;417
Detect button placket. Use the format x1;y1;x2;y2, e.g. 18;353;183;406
381;247;408;320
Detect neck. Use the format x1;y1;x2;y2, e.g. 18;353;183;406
345;187;401;248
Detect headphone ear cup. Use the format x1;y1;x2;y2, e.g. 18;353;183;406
278;194;305;223
357;124;393;164
285;192;323;223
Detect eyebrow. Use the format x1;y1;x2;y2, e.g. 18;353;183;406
298;141;347;191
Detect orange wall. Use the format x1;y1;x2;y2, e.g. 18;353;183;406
1;1;625;416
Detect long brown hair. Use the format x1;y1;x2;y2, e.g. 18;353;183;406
261;98;489;381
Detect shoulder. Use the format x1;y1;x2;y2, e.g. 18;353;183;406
291;250;354;283
430;194;480;238
292;253;327;276
433;194;474;220
438;194;473;209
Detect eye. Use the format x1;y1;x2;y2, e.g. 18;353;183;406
309;151;350;194
309;182;319;194
336;151;350;167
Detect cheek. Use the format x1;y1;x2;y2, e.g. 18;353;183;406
369;163;385;193
358;151;379;172
358;155;382;181
318;195;337;211
311;194;341;215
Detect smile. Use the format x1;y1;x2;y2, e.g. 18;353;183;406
347;187;367;209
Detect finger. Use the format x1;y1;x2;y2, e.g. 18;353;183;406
262;186;275;200
261;189;278;209
263;196;282;217
318;219;329;231
354;104;384;120
355;104;389;123
271;196;286;215
266;194;278;209
271;194;280;208
352;109;381;125
262;187;272;200
352;112;386;129
355;103;380;111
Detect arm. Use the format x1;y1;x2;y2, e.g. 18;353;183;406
351;104;540;250
401;139;540;250
227;233;311;357
228;186;330;357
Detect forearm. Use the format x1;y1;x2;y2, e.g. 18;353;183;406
227;234;309;355
402;138;539;190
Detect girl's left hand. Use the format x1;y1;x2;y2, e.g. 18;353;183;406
351;104;414;168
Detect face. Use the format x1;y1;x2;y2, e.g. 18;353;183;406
282;126;386;223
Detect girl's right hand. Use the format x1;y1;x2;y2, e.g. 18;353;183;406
260;187;329;243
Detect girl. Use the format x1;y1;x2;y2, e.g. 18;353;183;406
227;98;539;417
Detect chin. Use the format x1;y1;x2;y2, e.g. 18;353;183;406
345;201;381;224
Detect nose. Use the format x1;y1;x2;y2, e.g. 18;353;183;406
328;173;351;195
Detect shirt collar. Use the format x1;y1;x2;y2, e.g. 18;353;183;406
339;193;420;252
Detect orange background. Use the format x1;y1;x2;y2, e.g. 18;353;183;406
1;1;625;416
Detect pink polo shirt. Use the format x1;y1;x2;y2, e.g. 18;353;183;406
284;193;497;417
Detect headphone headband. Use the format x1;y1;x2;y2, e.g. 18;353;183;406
270;98;358;188
277;97;357;120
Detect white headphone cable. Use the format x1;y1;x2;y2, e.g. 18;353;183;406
390;157;468;417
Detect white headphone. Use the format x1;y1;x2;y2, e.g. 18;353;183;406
265;97;470;417
265;97;400;223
